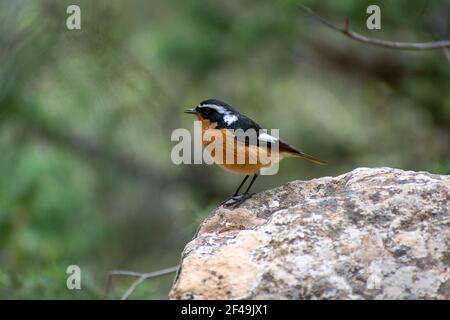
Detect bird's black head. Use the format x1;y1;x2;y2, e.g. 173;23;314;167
184;99;240;127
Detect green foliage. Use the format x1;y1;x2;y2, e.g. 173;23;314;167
0;0;448;299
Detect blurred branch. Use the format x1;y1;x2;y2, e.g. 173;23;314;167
29;121;159;181
443;48;450;63
0;28;33;56
105;265;179;300
11;102;175;185
298;4;450;50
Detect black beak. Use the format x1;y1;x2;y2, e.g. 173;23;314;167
184;108;198;114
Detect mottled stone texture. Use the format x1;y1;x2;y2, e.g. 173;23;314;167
170;168;450;300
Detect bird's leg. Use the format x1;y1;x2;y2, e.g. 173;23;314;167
244;174;258;195
223;175;259;208
219;175;249;206
233;175;250;196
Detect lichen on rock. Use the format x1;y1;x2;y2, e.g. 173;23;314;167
170;167;450;300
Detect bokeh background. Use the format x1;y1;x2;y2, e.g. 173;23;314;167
0;0;448;299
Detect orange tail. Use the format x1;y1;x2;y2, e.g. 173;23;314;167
289;151;327;165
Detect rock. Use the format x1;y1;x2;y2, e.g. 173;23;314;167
169;167;450;300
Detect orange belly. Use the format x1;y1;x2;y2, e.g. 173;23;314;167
199;119;281;174
216;162;269;174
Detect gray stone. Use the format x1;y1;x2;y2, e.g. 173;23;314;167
169;167;450;299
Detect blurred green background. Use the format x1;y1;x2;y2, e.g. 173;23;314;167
0;0;448;299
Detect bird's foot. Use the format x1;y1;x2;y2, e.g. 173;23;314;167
220;193;255;208
219;194;240;207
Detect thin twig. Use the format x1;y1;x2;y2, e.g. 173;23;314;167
105;265;179;300
298;4;450;50
443;48;450;63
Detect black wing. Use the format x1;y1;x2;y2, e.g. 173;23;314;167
220;114;263;146
216;113;295;151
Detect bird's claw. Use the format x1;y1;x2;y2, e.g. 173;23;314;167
219;195;240;207
220;193;255;208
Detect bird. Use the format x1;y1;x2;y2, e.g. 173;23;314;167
185;99;326;207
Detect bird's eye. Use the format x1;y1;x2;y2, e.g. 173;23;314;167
201;107;212;115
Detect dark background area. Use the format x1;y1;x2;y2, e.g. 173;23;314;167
0;0;448;299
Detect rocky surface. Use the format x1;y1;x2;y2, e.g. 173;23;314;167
170;167;450;299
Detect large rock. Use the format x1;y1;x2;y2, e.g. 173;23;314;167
170;168;450;299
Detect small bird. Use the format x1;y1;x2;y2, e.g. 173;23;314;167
185;99;326;207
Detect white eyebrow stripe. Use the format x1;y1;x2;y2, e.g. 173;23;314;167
223;114;238;125
258;133;278;143
198;104;227;114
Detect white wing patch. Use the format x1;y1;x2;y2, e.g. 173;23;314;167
258;133;278;143
223;114;238;125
